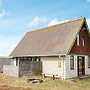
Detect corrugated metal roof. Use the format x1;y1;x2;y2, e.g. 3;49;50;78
10;18;85;57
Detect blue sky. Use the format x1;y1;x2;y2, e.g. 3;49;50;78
0;0;90;56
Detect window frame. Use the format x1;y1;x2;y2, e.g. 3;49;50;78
70;56;74;70
82;36;85;47
77;34;80;46
88;56;90;68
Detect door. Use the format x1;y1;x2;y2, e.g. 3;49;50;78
77;56;85;76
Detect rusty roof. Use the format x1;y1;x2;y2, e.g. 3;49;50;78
10;17;86;57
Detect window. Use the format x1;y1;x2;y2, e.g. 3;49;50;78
37;57;41;61
70;56;74;70
82;36;85;47
88;56;90;68
32;57;37;61
27;57;32;61
77;34;80;46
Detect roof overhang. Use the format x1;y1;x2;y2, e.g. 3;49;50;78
11;54;67;58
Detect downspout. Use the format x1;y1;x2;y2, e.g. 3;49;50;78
59;54;66;80
17;57;20;78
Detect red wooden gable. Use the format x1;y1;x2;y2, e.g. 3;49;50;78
70;23;90;55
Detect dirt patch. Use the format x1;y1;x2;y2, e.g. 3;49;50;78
0;85;32;90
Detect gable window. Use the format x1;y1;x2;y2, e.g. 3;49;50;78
82;36;85;47
88;56;90;68
70;56;74;70
77;34;80;46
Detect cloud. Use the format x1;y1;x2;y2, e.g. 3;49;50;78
86;0;90;2
27;16;69;29
86;18;90;29
28;16;47;27
0;9;10;18
48;18;69;26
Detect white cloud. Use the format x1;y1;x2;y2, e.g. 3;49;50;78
0;35;21;56
86;18;90;29
28;16;47;27
86;0;90;2
48;18;69;26
0;9;10;18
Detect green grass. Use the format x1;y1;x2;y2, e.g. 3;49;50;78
0;73;90;90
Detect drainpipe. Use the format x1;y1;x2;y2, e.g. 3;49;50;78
59;54;66;80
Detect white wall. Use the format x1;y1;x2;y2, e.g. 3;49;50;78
65;55;90;79
42;55;90;80
41;57;64;79
85;56;90;75
64;55;77;79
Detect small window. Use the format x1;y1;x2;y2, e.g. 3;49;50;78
32;57;37;61
70;56;74;70
37;57;41;61
88;56;90;68
77;34;80;46
82;36;85;47
20;57;24;60
28;57;32;61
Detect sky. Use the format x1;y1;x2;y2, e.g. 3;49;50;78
0;0;90;56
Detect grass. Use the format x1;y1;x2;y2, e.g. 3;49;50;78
0;73;90;90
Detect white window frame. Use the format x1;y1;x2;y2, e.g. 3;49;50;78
88;56;90;68
77;34;80;46
82;36;85;47
70;56;74;70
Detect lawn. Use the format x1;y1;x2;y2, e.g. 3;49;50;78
0;73;90;90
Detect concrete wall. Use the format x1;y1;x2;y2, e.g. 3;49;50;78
3;65;19;78
0;58;11;72
41;57;64;79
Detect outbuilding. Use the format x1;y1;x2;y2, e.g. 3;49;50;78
8;17;90;79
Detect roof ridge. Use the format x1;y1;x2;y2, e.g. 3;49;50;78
27;17;85;33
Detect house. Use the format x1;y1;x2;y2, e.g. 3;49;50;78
5;17;90;79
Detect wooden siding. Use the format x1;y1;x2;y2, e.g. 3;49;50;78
70;23;90;54
85;56;90;75
19;59;42;76
42;57;64;79
64;55;77;79
64;55;90;79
